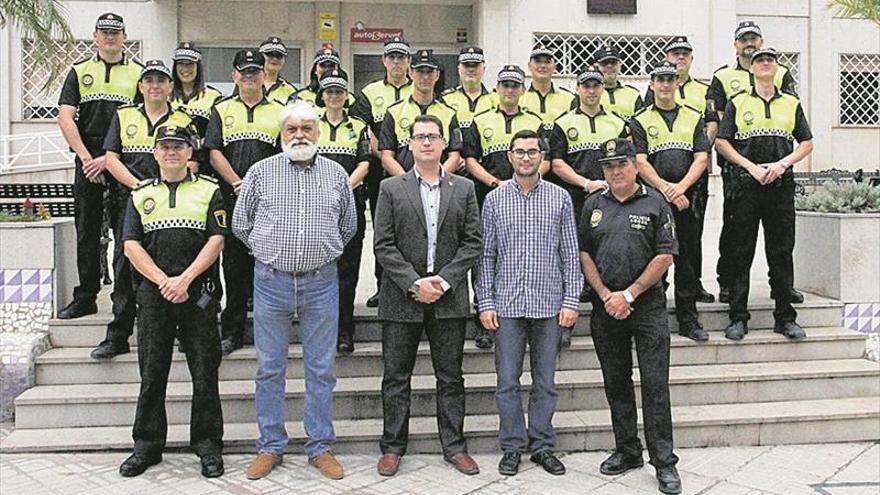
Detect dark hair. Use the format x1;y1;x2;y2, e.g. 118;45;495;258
509;129;540;150
171;59;206;102
408;114;444;137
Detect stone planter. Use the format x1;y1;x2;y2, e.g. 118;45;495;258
794;211;880;304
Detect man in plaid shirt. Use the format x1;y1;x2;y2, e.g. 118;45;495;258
476;129;582;477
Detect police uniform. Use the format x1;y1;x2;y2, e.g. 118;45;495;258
578;138;679;474
121;125;225;469
464;65;545;206
716;48;812;335
203;50;283;351
440;46;498;130
289;47;356;111
549;65;629;216
57;12;141;313
97;59;195;351
259;37;298;104
378;50;462;173
708;22;797;295
521;46;577;129
593;45;644;120
630;62;710;337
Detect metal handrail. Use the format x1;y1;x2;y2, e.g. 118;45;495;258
0;131;74;175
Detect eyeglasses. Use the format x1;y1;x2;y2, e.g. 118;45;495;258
510;149;542;159
410;133;443;143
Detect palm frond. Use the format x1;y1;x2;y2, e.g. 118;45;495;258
0;0;75;89
827;0;880;25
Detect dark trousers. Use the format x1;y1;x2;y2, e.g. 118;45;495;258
691;173;709;289
104;189;136;343
716;163;734;289
132;283;223;457
591;291;678;469
338;193;367;341
670;204;699;326
72;151;108;304
220;198;254;345
381;310;467;456
726;178;797;324
366;156;384;289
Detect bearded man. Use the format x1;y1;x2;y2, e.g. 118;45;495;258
232;100;357;481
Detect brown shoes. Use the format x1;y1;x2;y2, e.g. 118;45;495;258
246;452;283;480
309;451;344;480
377;453;402;476
445;452;480;475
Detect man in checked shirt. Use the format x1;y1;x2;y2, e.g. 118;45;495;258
232;101;356;481
477;130;582;477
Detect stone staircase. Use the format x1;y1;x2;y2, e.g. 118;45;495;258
2;295;879;454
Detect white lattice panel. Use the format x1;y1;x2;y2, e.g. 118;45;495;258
533;33;675;77
777;52;800;95
839;53;880;126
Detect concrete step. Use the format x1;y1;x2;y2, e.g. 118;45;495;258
46;296;844;347
14;357;879;429
34;327;867;384
3;397;878;454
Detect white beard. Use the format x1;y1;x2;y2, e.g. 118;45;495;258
283;140;318;162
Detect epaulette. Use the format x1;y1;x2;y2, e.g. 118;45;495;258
682;104;703;115
558;86;576;95
689;78;710;88
204;85;222;95
214;94;236;105
197;174;219;183
609;110;629;124
472;108;494;120
729;90;748;101
623;84;640;93
117;103;138;110
440;87;460;96
522;108;543;120
132;178;154;191
130;59;145;68
713;65;730;74
631;106;650;119
72;55;93;66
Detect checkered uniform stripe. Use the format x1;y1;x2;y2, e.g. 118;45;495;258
542;122;555;131
384;42;410;54
647;141;694;155
665;41;692;52
175;48;201;62
143;218;205;233
260;43;287;54
315;53;340;65
96;19;124;31
373;114;385;123
497;71;524;84
187;107;211;119
734;128;794;141
122;145;155;154
459;53;484;64
142;66;172;78
569;142;602;153
483;143;509;156
577;71;604;84
735;25;762;39
458;120;473;129
80;93;133;104
224;131;276;146
317;145;356;156
320;77;347;90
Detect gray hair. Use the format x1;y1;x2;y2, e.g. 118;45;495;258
279;100;319;128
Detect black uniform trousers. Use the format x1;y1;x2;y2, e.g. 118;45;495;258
71;143;108;304
691;170;710;289
716;161;735;289
338;190;367;341
133;282;223;457
381;309;468;456
103;188;137;344
669;200;700;326
366;156;384;288
591;289;678;469
726;175;797;324
220;194;254;345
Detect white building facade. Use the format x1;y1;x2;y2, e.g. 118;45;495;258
1;0;878;174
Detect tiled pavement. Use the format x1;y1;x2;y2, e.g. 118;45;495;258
1;423;877;495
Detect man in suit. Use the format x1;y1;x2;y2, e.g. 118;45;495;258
373;114;483;477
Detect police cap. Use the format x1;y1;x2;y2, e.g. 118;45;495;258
233;50;265;72
173;42;202;63
457;46;485;65
319;68;349;91
497;65;525;85
154;124;193;146
735;21;762;40
597;138;636;165
314;46;341;66
750;47;779;64
664;36;693;53
649;61;679;79
593;44;622;64
530;45;555;60
140;59;173;81
95;12;125;32
383;37;411;56
577;65;604;85
411;49;440;70
259;37;288;57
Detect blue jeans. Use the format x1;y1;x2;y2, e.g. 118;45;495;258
253;260;338;458
495;316;561;454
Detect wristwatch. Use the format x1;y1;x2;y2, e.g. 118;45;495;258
623;289;635;304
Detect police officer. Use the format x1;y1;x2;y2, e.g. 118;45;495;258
441;46;497;136
350;36;413;308
290;46;356;109
204;50;283;355
644;36;716;304
593;44;643;120
314;69;371;354
57;12;142;320
258;36;298;104
715;48;813;342
631;61;710;341
118;124;225;478
521;45;577;130
378;49;462;175
579;138;682;495
91;59;196;360
708;21;800;304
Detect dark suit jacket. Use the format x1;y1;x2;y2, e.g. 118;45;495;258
373;168;482;322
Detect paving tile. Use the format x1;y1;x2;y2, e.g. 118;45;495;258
676;445;772;480
827;444;880;483
702;480;776;494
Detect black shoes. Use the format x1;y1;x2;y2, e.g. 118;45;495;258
119;453;161;477
718;286;730;304
337;333;354;354
498;451;521;476
366;291;380;308
678;321;709;341
774;321;807;340
790;288;805;304
220;338;241;356
57;300;98;320
600;451;644;476
656;465;682;494
201;454;224;478
724;320;748;341
90;340;130;360
474;335;494;349
530;450;565;475
695;285;715;303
